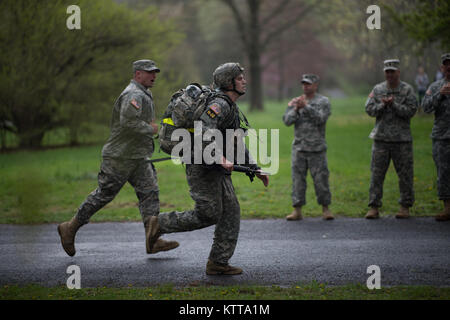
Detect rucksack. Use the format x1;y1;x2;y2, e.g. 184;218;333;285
158;83;233;156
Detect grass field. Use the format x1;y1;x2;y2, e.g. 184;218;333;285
1;283;449;300
0;96;446;301
0;96;440;224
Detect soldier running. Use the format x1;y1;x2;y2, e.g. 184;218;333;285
57;60;179;256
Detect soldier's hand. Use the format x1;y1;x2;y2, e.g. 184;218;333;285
296;96;306;109
150;122;158;134
440;83;450;95
382;96;393;106
256;172;269;187
220;156;234;172
288;98;298;107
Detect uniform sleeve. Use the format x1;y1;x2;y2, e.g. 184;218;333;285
198;100;232;162
422;83;444;114
119;93;155;135
302;98;331;125
282;106;299;126
365;87;385;117
391;86;418;119
199;100;232;131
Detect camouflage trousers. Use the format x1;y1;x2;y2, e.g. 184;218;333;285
75;157;159;225
369;141;414;208
291;149;331;207
158;165;240;265
432;139;450;200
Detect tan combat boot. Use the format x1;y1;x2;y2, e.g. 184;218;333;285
365;207;379;219
435;200;450;222
322;206;334;220
57;217;82;257
151;238;180;253
286;207;303;221
144;216;162;254
206;260;243;275
395;206;410;219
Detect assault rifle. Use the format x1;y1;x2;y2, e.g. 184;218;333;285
145;157;270;182
232;165;270;182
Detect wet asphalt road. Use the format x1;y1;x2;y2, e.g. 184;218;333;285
0;218;449;288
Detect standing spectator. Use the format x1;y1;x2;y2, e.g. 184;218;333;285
415;66;429;105
422;53;450;221
365;59;418;219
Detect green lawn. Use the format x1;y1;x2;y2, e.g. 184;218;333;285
0;96;439;224
1;283;449;300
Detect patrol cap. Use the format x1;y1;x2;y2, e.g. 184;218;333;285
301;74;319;84
133;59;160;73
383;59;400;71
441;53;450;64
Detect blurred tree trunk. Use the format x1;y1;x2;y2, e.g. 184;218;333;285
276;34;285;101
220;0;321;111
18;132;45;149
247;0;263;111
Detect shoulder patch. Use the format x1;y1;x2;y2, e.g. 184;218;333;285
209;104;221;115
130;99;141;109
206;109;217;119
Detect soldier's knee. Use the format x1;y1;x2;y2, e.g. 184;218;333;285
136;190;159;202
196;202;220;224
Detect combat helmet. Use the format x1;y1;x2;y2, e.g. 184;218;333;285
213;62;245;95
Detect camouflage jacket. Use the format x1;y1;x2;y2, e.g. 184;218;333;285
422;79;450;140
365;81;417;142
198;92;257;169
102;80;156;159
282;94;331;152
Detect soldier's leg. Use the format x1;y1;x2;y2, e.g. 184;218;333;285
75;158;129;225
129;159;179;253
208;175;241;265
368;141;391;208
433;140;450;221
158;165;223;233
391;142;415;207
291;150;308;208
128;160;159;222
58;158;129;256
308;151;332;206
433;140;450;201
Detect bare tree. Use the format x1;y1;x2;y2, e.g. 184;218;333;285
219;0;322;111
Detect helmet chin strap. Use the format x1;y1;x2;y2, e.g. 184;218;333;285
232;79;245;96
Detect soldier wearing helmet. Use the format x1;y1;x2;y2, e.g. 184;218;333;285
146;62;269;275
213;62;246;95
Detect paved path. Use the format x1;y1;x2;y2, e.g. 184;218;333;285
0;218;449;287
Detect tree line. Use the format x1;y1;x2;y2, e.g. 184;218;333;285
0;0;448;149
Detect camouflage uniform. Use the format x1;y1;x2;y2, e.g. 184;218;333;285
422;77;450;200
282;91;332;208
157;93;253;265
365;80;418;208
76;71;159;225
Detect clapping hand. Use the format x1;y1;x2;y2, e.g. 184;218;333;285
288;95;306;110
440;83;450;95
382;96;394;107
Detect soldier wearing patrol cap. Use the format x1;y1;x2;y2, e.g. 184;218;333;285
365;59;418;219
422;53;450;221
283;74;334;221
57;59;180;256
